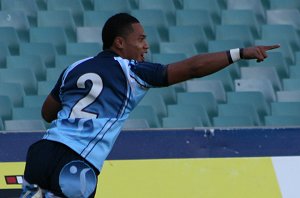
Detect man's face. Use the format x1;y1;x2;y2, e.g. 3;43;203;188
122;23;149;62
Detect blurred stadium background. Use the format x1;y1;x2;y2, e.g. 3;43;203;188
0;0;300;130
0;0;300;197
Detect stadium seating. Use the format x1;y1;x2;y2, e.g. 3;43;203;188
270;0;300;10
4;119;46;131
177;92;218;118
35;0;46;10
30;27;68;54
176;9;215;39
76;27;102;43
267;9;300;31
261;0;273;9
265;115;300;126
123;118;150;129
66;42;101;56
289;66;300;78
94;0;131;13
139;93;167;120
162;116;203;128
283;79;300;91
1;0;38;27
0;43;10;68
199;69;234;91
0;10;30;42
169;25;208;52
152;53;186;65
227;91;270;122
129;0;139;9
271;102;300;116
37;81;56;95
235;79;276;102
186;80;226;103
128;105;161;128
138;0;176;25
0;0;299;130
23;95;46;108
37;11;76;42
171;82;186;93
160;42;198;57
46;68;65;81
0;95;13;120
208;40;244;53
277;91;300;102
218;103;261;126
0;27;20;55
12;107;43;120
240;67;282;91
296;53;300;65
222;9;260;39
0;68;37;95
0;82;25;107
20;42;57;67
55;55;86;68
147;86;177;105
7;55;47;81
216;25;254;47
47;0;84;26
0;118;3;130
261;24;300;51
183;0;221;24
227;0;266;23
83;10;115;28
213;116;255;127
167;104;211;126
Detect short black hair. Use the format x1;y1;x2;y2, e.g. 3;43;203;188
102;13;140;50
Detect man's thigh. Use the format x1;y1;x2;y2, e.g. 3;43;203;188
22;140;98;198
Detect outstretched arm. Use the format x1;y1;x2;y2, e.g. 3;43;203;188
167;45;280;85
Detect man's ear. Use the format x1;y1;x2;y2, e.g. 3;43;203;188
114;36;125;49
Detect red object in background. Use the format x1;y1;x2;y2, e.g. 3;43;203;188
5;176;18;184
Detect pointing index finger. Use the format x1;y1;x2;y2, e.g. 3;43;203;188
262;44;281;51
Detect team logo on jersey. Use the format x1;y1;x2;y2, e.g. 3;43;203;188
4;175;23;185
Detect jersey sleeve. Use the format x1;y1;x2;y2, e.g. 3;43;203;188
130;61;169;87
50;70;65;102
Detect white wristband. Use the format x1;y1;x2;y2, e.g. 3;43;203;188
229;48;241;62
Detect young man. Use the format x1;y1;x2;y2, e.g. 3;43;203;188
20;13;279;197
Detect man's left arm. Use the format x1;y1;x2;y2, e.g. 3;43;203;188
166;45;280;85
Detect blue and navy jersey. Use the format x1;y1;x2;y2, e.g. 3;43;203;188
43;50;168;171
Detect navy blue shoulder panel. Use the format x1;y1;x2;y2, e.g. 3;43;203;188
130;61;169;87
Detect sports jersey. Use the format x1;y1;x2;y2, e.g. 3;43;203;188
43;50;168;171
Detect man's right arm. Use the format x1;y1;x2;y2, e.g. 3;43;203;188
41;70;65;123
42;94;62;123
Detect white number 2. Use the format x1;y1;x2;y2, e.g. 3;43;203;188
70;73;103;118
